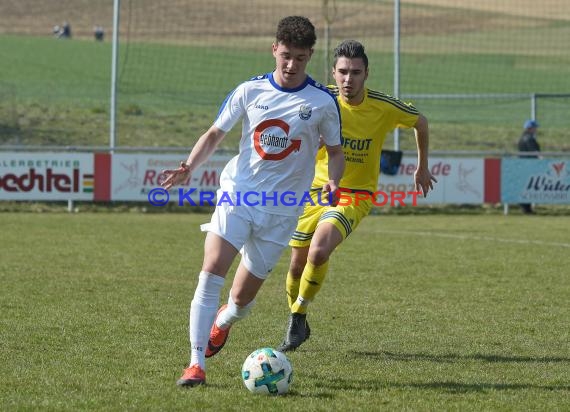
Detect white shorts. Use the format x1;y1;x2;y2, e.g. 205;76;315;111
200;202;298;279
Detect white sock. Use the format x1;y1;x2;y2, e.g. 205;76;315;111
189;271;225;370
215;291;254;330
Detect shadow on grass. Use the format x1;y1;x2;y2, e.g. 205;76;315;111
350;350;570;364
389;381;570;393
300;373;569;394
286;390;335;399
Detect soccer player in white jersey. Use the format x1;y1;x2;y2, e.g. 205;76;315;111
161;16;345;387
276;40;437;352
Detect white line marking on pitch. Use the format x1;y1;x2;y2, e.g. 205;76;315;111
377;229;570;248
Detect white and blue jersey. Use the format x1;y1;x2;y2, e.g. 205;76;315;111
214;72;341;216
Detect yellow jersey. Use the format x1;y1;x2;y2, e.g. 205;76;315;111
312;87;419;193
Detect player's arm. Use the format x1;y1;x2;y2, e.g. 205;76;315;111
412;114;437;197
322;144;345;205
161;125;226;190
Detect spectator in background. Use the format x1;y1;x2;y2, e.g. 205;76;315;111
59;21;71;39
518;119;540;214
94;25;104;42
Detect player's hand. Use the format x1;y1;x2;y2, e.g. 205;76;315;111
321;181;340;206
160;162;191;190
414;166;437;197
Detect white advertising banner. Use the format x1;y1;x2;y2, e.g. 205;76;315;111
111;153;230;202
0;153;489;205
0;152;94;200
378;157;485;205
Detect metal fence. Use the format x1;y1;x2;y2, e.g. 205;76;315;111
1;0;568;152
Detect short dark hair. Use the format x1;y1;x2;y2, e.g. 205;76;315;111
275;16;316;49
333;40;368;69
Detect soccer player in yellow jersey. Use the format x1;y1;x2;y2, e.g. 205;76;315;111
277;40;437;352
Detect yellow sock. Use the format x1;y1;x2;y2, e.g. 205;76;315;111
285;272;301;309
291;260;329;314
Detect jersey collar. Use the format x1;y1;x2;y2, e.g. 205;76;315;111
269;72;309;93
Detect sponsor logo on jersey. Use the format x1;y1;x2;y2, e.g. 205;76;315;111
253;119;301;161
341;136;372;151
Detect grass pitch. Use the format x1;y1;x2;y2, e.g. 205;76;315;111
1;212;568;411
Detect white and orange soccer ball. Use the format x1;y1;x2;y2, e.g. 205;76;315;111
241;348;293;395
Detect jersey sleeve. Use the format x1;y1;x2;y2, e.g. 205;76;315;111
319;99;342;146
393;100;419;129
367;89;420;130
214;84;246;132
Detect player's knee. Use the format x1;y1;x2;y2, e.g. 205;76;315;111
202;256;231;278
308;245;332;266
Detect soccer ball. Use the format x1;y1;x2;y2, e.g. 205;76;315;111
241;347;293;395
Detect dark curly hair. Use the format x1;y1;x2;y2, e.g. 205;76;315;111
275;16;316;49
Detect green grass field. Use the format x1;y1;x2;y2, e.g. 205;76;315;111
2;4;569;408
1;213;569;411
